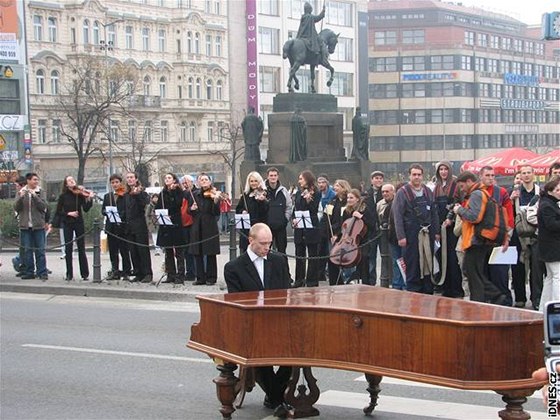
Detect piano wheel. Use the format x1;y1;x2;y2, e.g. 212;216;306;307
234;366;256;408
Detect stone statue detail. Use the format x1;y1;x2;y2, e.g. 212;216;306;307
351;107;369;161
241;107;264;162
289;108;307;163
283;3;339;93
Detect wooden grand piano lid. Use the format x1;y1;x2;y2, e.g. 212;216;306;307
197;285;543;326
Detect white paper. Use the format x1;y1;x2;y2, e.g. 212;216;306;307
396;257;406;279
106;206;122;224
155;209;173;226
235;213;251;230
294;210;312;229
488;247;518;265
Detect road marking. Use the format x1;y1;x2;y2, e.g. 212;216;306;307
317;390;547;419
22;344;213;363
353;375;541;399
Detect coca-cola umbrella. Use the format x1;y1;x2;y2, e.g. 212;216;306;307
461;148;539;175
524;149;560;175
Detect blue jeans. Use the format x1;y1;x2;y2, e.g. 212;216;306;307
20;228;47;277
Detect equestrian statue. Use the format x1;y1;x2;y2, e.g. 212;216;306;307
282;2;339;93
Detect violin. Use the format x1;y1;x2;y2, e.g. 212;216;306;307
115;185;126;197
128;181;144;195
202;187;224;201
329;216;367;268
71;185;95;198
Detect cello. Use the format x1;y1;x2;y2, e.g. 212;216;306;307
329;215;367;268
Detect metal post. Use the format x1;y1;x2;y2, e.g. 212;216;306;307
92;218;101;282
228;210;237;261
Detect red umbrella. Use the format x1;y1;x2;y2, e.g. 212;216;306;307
461;148;539;175
524;149;560;175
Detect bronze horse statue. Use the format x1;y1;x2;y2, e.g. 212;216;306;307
282;28;339;93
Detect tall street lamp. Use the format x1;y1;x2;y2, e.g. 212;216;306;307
99;18;124;178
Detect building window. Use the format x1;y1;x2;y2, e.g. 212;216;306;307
215;35;222;56
501;37;511;50
128;120;137;141
50;70;59;95
196;78;201;98
259;27;279;54
205;79;212;99
403;56;425;71
215;0;221;14
110;120;119;143
180;122;187;142
142;28;150;51
143;121;152;142
36;70;45;94
47;17;57;42
430;55;453;70
51;119;61;143
160;121;168;142
107;24;116;46
33;15;43;41
374;31;396;46
207;121;214;141
259;66;280;93
187;77;193;98
83;19;90;44
125;26;133;49
194;32;200;54
205;0;211;13
402;30;424;44
206;34;212;56
402;83;425;98
461;56;472;70
187;31;192;53
513;39;522;52
475;57;486;72
158;29;166;52
143;76;151;96
372;57;397;72
329;72;353;96
326;1;353;27
464;31;474;46
159;77;166;98
259;0;278;15
37;120;47;144
189;122;196;141
477;33;487;47
490;35;499;49
93;21;100;45
331;37;352;62
216;80;223;99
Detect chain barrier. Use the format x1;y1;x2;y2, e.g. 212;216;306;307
103;228;222;249
2;227;95;252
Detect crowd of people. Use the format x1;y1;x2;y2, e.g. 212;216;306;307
10;161;560;309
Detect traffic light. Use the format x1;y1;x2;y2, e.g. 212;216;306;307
542;12;560;40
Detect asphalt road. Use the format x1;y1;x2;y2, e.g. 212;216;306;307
0;293;548;420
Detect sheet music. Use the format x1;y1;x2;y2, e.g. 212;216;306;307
155;209;174;226
235;213;251;230
294;210;312;229
489;247;518;265
105;206;122;224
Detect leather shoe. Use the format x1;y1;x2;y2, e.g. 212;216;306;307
141;275;153;283
20;274;35;280
193;279;206;285
263;396;277;409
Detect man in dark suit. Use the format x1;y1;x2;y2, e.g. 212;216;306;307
224;223;291;413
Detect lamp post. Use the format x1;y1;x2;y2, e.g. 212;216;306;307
99;18;124;178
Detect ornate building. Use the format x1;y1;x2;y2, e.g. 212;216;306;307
26;0;230;193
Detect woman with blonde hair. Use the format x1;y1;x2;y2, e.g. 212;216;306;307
236;171;269;253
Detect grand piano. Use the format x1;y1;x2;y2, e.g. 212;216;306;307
188;285;546;419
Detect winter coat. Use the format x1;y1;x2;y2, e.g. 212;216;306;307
188;188;221;255
537;193;560;262
156;187;184;247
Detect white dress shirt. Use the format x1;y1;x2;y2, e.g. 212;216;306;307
247;247;267;287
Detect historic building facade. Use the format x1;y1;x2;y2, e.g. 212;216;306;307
368;0;560;177
26;0;230;192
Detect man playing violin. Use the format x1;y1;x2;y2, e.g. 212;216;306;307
123;172;153;283
102;174;132;281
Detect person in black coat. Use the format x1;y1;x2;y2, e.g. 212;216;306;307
156;173;185;284
55;175;93;281
102;174;131;280
236;171;269;254
537;176;560;311
324;179;351;285
224;223;291;412
189;173;221;285
123;172;152;283
292;170;321;287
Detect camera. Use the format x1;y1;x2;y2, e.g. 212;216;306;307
544;301;560;374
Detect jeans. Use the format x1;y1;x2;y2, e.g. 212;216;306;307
20;228;47;277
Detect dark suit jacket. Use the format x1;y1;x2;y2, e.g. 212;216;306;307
224;252;291;293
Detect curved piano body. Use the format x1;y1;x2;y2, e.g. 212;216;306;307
188;285;546;419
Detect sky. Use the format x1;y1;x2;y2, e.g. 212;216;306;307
456;0;558;25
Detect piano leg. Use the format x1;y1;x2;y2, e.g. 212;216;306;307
284;367;320;418
363;374;383;415
495;388;541;420
213;363;239;419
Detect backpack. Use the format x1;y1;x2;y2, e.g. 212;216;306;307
474;188;508;246
514;185;539;238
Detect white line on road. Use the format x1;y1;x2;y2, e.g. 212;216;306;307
22;344;213;363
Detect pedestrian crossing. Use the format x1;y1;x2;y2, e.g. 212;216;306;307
310;375;548;420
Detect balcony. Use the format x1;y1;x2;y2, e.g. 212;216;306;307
127;95;161;108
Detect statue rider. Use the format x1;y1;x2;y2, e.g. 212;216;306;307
296;1;326;59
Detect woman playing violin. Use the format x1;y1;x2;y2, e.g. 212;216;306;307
189;173;221;285
291;170;321;287
236;171;269;253
55;176;94;281
325;179;351;285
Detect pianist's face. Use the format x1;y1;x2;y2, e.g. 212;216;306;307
249;227;273;257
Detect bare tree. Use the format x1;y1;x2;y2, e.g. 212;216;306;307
209;114;245;195
56;56;139;184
